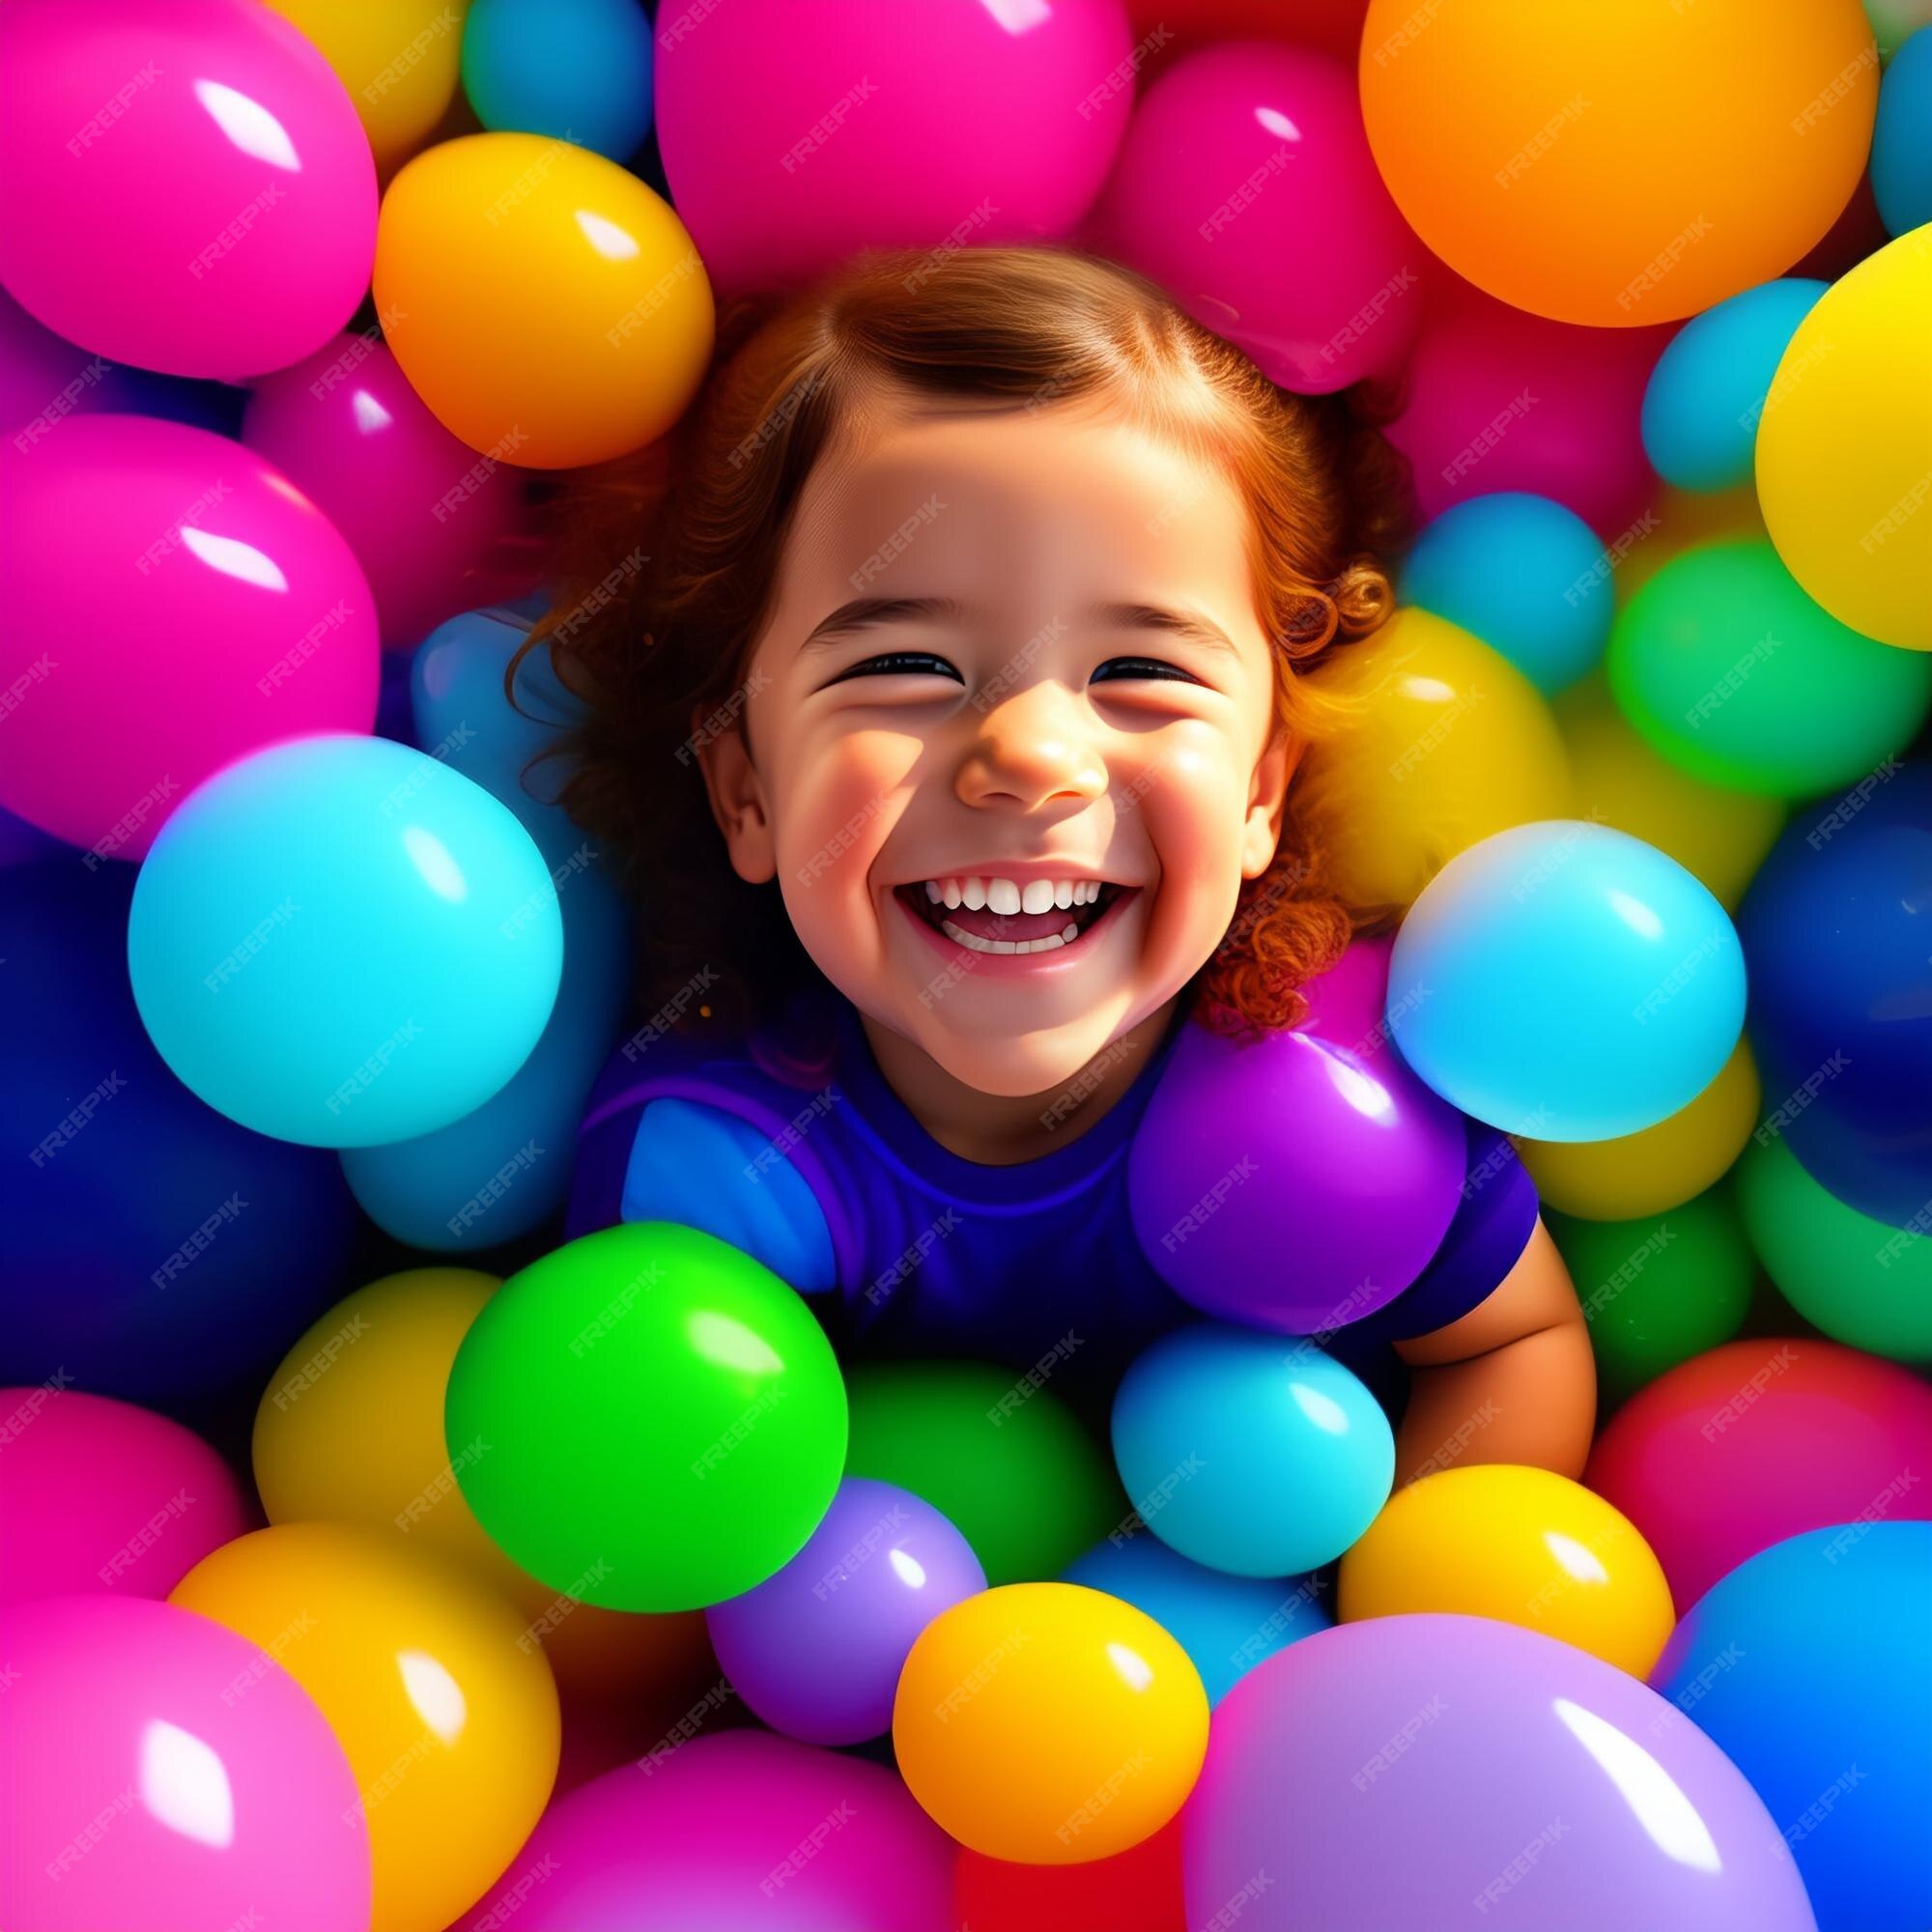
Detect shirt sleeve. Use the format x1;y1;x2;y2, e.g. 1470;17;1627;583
618;1096;838;1296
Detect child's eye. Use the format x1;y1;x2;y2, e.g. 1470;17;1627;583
1091;656;1206;686
824;651;966;686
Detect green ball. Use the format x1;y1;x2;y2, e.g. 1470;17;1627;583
1548;1189;1754;1404
843;1361;1123;1586
445;1222;846;1611
1738;1134;1932;1362
1606;540;1932;798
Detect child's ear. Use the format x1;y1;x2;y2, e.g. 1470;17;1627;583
696;721;778;884
1241;726;1303;879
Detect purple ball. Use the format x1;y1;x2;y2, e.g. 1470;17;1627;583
705;1476;985;1746
1130;937;1466;1332
1185;1614;1818;1932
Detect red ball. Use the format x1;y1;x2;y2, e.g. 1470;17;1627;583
953;1814;1185;1932
1586;1337;1932;1609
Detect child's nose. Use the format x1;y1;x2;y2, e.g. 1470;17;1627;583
955;682;1107;813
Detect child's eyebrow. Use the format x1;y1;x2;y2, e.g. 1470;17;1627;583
1082;601;1240;658
799;597;1238;657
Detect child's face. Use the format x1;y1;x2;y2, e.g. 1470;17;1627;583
699;392;1293;1098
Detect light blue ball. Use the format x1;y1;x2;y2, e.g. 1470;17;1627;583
462;0;654;160
1063;1533;1331;1706
1110;1325;1393;1578
1640;278;1828;492
129;734;563;1149
1873;28;1932;237
1651;1523;1932;1932
1386;820;1746;1142
1401;492;1611;695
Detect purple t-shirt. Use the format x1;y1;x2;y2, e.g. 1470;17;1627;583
567;990;1539;1401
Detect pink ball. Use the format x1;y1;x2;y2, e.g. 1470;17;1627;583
0;414;378;859
1089;42;1423;393
0;1389;250;1606
1384;275;1667;538
656;0;1135;295
0;1594;371;1932
457;1730;952;1929
1587;1337;1932;1610
0;289;133;447
244;335;529;649
0;0;377;380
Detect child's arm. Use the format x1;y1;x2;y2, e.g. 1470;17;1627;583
1389;1216;1596;1486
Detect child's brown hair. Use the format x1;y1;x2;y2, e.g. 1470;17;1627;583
519;243;1410;1039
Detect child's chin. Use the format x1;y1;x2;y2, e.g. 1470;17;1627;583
911;1016;1122;1104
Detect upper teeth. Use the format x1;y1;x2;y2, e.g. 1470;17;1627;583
923;877;1102;912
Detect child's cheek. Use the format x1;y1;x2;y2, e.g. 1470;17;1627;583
1138;741;1253;945
774;727;921;943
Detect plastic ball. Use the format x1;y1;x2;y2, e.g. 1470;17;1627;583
1757;224;1932;652
1111;1326;1393;1577
0;286;142;442
1548;1190;1757;1406
446;1221;848;1611
375;132;714;469
1554;671;1786;913
1297;609;1574;910
1340;1464;1675;1676
1585;1337;1932;1608
1610;540;1932;796
706;1476;985;1746
172;1520;560;1932
1386;821;1747;1142
1518;1038;1760;1222
1187;1614;1817;1930
242;333;527;649
1063;1534;1331;1707
0;0;377;377
1739;1136;1932;1362
1613;481;1770;602
843;1360;1122;1586
1400;493;1612;695
1090;42;1419;393
1130;937;1465;1330
129;733;561;1146
1126;0;1368;63
1870;0;1932;56
1359;0;1875;327
1382;276;1663;535
462;0;654;161
1873;26;1932;232
655;0;1134;296
0;1389;247;1606
1652;1523;1932;1931
1;861;358;1404
0;1594;370;1932
456;1730;954;1929
0;415;379;859
267;0;467;173
1641;278;1828;492
953;1815;1186;1932
1738;765;1932;1228
894;1581;1209;1864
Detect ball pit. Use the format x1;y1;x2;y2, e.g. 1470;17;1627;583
3;1;1925;1921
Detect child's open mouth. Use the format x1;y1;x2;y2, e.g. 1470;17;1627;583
895;874;1133;955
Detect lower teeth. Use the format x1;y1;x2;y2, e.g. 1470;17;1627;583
939;919;1083;955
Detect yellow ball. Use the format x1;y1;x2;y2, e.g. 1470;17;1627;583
893;1582;1208;1864
375;132;715;468
171;1521;559;1932
1555;671;1785;913
268;1;469;175
1298;607;1572;909
1758;223;1932;651
1339;1464;1675;1678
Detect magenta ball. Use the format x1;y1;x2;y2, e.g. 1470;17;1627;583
0;1389;250;1605
0;1595;371;1932
0;288;134;444
0;0;376;380
656;0;1134;295
0;414;378;858
1129;936;1465;1331
1090;42;1422;393
243;334;529;649
1186;1615;1818;1932
457;1729;953;1929
1385;276;1666;538
706;1476;986;1747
